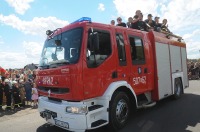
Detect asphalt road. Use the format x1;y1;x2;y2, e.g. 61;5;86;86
0;80;200;132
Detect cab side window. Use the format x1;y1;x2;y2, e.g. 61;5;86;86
129;36;145;65
116;33;126;66
87;30;112;68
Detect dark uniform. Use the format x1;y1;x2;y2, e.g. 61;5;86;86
0;83;4;111
4;83;12;110
12;85;21;109
19;83;25;107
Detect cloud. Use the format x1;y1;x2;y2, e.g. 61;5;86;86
0;40;43;69
0;51;27;69
160;0;200;32
180;29;200;59
98;3;105;11
0;14;68;36
185;39;200;59
5;0;34;15
113;0;158;20
23;41;43;58
0;41;43;69
183;29;200;40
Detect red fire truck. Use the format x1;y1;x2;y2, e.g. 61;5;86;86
37;17;188;132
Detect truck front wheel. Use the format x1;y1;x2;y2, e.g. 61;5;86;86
109;92;130;131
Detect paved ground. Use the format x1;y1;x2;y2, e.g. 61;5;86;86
0;80;200;132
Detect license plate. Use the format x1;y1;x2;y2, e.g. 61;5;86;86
55;119;69;129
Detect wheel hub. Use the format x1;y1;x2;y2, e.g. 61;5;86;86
116;99;128;123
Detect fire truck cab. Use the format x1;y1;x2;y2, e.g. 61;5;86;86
37;17;188;132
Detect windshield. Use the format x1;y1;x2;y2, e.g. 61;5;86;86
39;28;83;68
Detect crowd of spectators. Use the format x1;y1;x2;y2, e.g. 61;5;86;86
110;10;171;33
188;60;200;80
0;67;38;114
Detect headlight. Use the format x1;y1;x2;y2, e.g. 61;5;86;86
66;106;87;114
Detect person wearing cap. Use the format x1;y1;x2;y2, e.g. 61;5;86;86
154;16;162;32
4;79;12;111
116;17;127;27
145;14;156;30
12;81;21;110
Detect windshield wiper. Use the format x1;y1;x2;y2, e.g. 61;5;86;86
49;59;70;68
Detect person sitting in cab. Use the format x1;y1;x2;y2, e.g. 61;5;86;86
70;48;78;62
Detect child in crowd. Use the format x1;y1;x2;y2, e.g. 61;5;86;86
31;83;38;108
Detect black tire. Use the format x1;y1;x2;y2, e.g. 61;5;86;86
109;92;130;131
173;78;183;99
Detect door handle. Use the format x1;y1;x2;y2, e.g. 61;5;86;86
144;68;148;73
112;71;118;79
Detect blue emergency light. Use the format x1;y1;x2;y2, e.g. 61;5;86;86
71;17;91;24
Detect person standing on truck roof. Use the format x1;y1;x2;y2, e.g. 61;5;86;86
154;16;162;32
131;15;139;30
131;11;147;31
145;14;156;30
127;17;134;28
110;20;115;25
133;10;141;23
137;13;148;31
161;19;171;33
116;17;127;27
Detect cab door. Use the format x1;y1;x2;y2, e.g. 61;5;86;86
82;28;116;99
127;33;150;95
115;30;129;82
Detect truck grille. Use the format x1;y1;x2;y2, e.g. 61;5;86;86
38;86;70;94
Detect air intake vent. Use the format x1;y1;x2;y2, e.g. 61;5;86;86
38;86;69;94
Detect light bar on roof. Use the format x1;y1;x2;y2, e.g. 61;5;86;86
71;17;91;24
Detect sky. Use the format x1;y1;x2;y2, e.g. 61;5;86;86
0;0;200;69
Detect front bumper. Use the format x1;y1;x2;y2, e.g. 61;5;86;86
38;96;109;132
38;96;88;132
